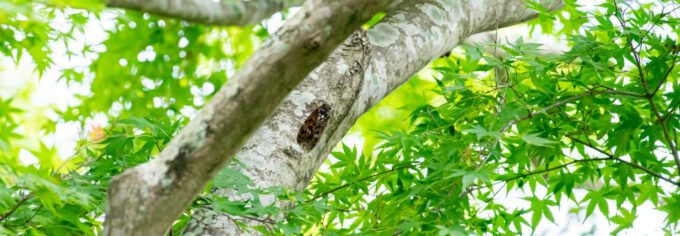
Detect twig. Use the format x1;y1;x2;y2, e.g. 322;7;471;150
475;88;646;169
309;165;416;202
662;99;680;122
240;215;276;225
52;133;128;176
613;1;648;90
566;135;611;158
503;157;612;182
613;0;680;176
3;205;42;228
518;89;644;123
0;193;34;223
640;97;679;176
52;143;88;177
567;135;680;186
649;46;679;97
425;107;444;135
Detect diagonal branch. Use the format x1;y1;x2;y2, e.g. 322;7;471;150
103;0;395;235
567;135;680;186
310;165;417;202
477;88;647;168
0;193;34;224
183;0;567;234
502;157;612;182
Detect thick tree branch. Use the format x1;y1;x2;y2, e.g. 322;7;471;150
106;0;303;26
102;0;394;235
182;0;565;234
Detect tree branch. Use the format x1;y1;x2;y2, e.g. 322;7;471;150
182;0;566;234
638;97;680;177
102;0;394;235
106;0;303;26
649;45;679;98
613;0;680;178
477;88;646;168
0;193;34;224
519;89;645;122
503;157;612;182
310;165;416;202
567;135;680;187
613;1;648;91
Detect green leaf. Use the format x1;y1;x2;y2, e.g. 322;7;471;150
464;125;501;140
436;225;467;236
521;133;557;146
118;117;169;138
660;194;680;224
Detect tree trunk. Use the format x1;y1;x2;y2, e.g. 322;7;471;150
179;0;565;235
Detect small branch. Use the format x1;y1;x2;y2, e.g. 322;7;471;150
310;165;416;202
612;0;680;180
566;135;611;157
518;89;645;123
647;98;680;175
201;207;276;232
425;107;444;135
475;88;645;169
649;46;679;97
22;205;42;226
52;142;89;177
3;205;42;228
240;215;276;225
616;157;680;187
503;157;612;182
106;0;304;26
662;100;680;122
0;193;34;223
567;135;680;186
613;0;648;90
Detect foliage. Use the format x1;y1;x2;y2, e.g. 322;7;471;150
275;0;680;235
0;0;679;235
0;0;264;234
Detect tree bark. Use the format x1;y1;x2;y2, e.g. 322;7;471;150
102;0;394;235
180;0;565;235
106;0;304;26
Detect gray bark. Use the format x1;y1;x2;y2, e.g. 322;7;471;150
102;0;394;235
106;0;303;26
182;0;565;235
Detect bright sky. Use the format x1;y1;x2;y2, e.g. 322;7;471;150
0;0;673;235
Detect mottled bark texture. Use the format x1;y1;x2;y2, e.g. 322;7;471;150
182;0;565;235
106;0;303;26
102;0;394;235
